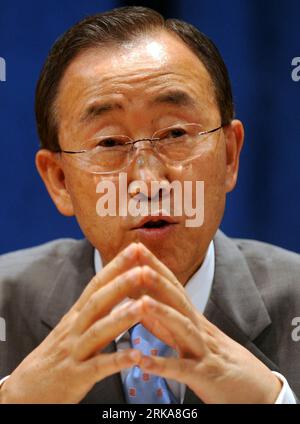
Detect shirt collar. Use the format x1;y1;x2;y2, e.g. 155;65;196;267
94;241;215;341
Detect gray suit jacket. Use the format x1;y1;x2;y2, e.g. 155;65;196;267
0;230;300;403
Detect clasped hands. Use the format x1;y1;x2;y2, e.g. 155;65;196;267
0;242;281;404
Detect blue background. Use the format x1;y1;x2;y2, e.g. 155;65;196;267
0;0;299;255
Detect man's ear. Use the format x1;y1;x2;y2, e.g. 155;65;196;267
223;119;244;193
35;149;74;216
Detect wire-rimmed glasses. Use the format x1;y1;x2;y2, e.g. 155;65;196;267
56;122;226;174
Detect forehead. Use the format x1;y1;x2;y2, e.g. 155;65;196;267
56;30;218;126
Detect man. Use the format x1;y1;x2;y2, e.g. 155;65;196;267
0;6;299;404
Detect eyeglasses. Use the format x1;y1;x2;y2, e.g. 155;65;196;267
57;122;225;174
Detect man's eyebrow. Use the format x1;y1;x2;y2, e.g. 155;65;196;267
80;102;123;123
150;90;197;107
80;90;196;123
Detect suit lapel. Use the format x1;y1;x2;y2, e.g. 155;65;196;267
183;230;277;404
206;230;272;342
40;238;126;403
41;239;95;330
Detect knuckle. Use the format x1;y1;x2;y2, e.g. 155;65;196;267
130;267;145;292
111;309;129;325
87;357;102;377
182;300;198;324
123;242;135;257
185;321;195;336
113;353;122;369
138;242;148;255
142;265;152;275
147;266;157;282
205;336;221;355
55;341;72;362
92;357;104;375
181;297;192;314
87;293;100;315
114;255;123;269
178;359;188;375
91;273;103;290
202;354;222;379
112;274;125;295
88;323;100;343
64;310;80;335
52;316;74;342
143;271;154;289
164;303;175;318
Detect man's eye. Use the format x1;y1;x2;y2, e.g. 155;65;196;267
166;128;187;139
98;138;122;147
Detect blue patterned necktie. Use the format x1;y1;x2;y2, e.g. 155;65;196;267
124;323;178;404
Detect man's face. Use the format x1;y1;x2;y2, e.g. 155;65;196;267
40;30;243;284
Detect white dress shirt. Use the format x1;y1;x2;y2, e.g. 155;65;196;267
0;243;296;403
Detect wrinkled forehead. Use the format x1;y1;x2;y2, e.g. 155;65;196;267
55;31;219;126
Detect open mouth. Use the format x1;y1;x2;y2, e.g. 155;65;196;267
132;217;177;239
141;219;171;229
133;217;177;232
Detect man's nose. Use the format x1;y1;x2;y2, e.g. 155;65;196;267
128;146;170;201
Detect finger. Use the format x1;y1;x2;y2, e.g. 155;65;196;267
72;242;139;312
75;264;195;336
75;299;143;360
82;349;142;384
137;243;184;292
142;315;178;349
139;355;196;388
75;267;143;334
141;266;198;323
140;295;205;358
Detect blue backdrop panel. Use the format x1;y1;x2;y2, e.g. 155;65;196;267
0;0;299;254
0;0;118;253
174;0;300;251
